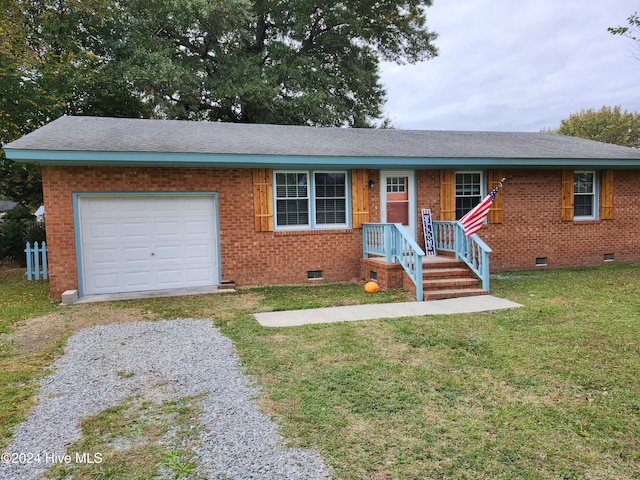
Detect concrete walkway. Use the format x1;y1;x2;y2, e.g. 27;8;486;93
70;286;229;304
255;295;522;327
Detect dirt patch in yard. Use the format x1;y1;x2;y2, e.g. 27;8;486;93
3;304;158;353
2;290;263;354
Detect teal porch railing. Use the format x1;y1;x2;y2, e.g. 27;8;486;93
362;223;425;301
433;221;492;291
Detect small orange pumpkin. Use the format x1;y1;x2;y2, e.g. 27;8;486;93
364;281;380;293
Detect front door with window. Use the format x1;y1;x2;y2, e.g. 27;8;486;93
380;171;416;238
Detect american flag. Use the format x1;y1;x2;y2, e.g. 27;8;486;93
459;179;505;237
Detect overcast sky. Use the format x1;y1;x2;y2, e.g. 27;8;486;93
380;0;640;132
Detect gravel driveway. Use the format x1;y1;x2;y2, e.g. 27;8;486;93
0;319;331;479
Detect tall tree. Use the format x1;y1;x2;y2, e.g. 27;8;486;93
109;0;438;127
553;106;640;148
1;0;150;136
1;0;48;208
0;0;150;206
1;0;439;204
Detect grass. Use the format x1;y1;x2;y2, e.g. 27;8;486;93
0;269;57;334
44;394;204;480
0;269;63;449
1;267;640;478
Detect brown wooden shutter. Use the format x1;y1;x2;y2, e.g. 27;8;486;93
487;169;504;224
253;168;274;232
440;170;456;221
600;169;614;220
561;169;574;221
351;169;369;228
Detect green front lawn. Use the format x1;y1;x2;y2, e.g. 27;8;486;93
0;268;57;334
215;265;640;479
1;265;640;479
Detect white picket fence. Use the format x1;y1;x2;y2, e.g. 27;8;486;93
25;241;48;281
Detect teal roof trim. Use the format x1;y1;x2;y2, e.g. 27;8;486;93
7;149;640;169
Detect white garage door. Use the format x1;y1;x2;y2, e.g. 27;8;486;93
79;195;218;295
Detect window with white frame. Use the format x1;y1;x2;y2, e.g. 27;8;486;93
455;172;482;219
574;171;596;219
315;172;347;226
275;172;309;227
275;171;347;229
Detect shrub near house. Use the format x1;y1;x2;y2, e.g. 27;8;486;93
0;205;45;266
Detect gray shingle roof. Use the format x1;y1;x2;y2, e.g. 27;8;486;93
4;115;640;160
0;200;18;212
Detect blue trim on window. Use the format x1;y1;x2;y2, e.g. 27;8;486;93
573;170;598;221
273;170;351;231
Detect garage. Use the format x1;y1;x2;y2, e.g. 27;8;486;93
77;194;219;296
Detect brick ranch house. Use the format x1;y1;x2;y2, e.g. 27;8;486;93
4;116;640;302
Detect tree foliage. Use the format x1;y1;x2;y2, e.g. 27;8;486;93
0;161;43;208
554;106;640;148
1;0;149;140
609;12;640;64
0;204;45;264
1;0;150;206
1;0;438;204
609;12;640;41
110;0;438;126
2;0;438;129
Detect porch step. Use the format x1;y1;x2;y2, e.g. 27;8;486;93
424;287;489;301
423;267;472;279
423;277;481;289
422;258;488;301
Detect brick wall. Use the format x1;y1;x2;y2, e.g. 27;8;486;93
360;258;404;290
414;168;640;271
42;165;640;300
42;166;363;300
482;169;640;270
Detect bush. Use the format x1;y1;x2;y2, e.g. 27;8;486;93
0;205;46;266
